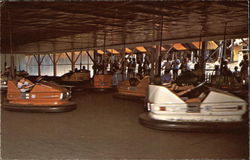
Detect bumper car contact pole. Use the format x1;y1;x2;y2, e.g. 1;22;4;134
220;22;227;74
158;15;164;77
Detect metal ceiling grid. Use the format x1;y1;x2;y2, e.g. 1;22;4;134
1;1;248;54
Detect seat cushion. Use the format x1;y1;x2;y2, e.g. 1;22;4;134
185;98;202;103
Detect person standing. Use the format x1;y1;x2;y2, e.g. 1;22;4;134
162;58;172;72
127;58;133;78
239;54;248;85
136;52;143;66
131;58;137;77
180;58;188;74
121;58;128;79
109;54;115;72
233;66;241;83
143;60;150;76
213;65;220;76
138;61;143;77
172;57;180;80
161;69;172;83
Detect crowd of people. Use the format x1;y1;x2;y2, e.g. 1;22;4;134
91;53;199;84
91;53;248;86
213;54;248;85
1;53;248;90
92;53;151;78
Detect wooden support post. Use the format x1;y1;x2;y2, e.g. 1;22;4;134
122;46;126;78
65;52;75;72
87;52;89;70
94;50;98;60
52;43;57;77
200;41;207;79
80;52;83;70
230;39;234;62
220;22;227;74
10;55;15;79
4;54;7;71
158;15;164;76
34;54;45;76
102;31;106;74
37;54;41;76
8;11;15;79
71;52;75;72
93;50;98;75
53;54;57;76
48;53;62;77
122;25;126;78
223;40;227;60
150;15;156;83
66;51;82;72
149;48;156;82
156;45;161;76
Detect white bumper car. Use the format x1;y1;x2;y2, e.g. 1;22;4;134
139;83;248;131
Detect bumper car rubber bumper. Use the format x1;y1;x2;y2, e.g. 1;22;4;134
58;81;91;92
2;101;76;113
139;112;248;132
0;86;7;92
113;93;145;101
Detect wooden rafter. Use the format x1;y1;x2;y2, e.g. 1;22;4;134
73;50;82;63
86;51;94;62
65;52;73;63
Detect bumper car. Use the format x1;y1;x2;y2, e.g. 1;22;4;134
113;76;149;101
59;70;91;91
175;70;203;85
2;79;76;113
91;74;114;91
16;70;29;77
139;83;248;132
209;75;247;100
61;71;90;82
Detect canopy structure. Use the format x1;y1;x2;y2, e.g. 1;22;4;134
191;41;218;50
1;1;248;54
173;43;187;51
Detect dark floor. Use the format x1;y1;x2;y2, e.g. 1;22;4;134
1;91;249;159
